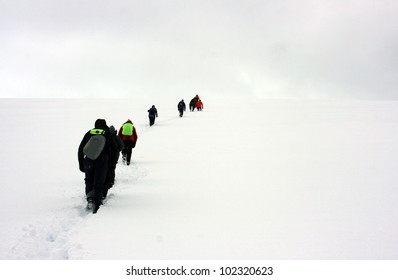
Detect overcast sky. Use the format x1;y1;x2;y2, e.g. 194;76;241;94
1;0;398;99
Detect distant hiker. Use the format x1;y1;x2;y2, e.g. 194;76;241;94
147;105;158;126
177;99;186;117
189;98;196;111
196;99;203;111
103;125;124;199
78;119;118;214
190;95;200;111
118;119;138;166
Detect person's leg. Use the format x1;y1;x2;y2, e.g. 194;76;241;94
84;158;95;201
126;147;132;165
93;156;108;213
122;140;129;162
103;164;115;199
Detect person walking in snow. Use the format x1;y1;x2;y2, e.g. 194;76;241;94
190;95;200;111
189;98;196;111
177;99;186;117
78;119;118;214
103;125;124;199
147;105;158;126
196;99;203;111
118;119;138;166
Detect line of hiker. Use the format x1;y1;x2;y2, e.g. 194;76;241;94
150;95;204;122
178;95;204;117
78;118;138;213
78;96;204;214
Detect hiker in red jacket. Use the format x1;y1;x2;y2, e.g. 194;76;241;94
118;119;138;166
196;99;203;111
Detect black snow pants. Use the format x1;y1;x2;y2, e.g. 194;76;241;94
149;116;156;126
84;153;108;207
122;140;134;165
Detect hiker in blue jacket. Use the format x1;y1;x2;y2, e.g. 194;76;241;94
177;99;186;117
78;119;118;213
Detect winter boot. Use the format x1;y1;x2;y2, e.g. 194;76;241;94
93;204;100;214
86;197;94;210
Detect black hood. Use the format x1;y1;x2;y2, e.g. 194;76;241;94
94;119;108;130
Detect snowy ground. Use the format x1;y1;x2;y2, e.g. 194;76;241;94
1;97;398;260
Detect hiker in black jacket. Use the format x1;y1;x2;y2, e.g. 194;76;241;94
147;105;158;126
78;119;118;213
178;99;186;117
103;125;124;199
189;98;196;111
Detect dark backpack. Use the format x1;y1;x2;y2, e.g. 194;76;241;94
83;129;106;160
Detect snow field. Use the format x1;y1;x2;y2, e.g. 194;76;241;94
1;97;398;259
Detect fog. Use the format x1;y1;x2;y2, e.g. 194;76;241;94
1;0;397;99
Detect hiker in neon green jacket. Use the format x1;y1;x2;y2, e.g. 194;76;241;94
118;119;138;166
